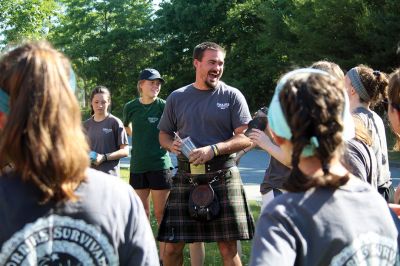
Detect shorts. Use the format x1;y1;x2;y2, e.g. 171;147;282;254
129;169;173;190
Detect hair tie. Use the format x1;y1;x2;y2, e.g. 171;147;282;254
310;136;319;148
302;136;320;157
373;70;381;77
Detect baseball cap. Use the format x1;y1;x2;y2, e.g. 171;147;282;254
139;68;165;83
245;116;268;137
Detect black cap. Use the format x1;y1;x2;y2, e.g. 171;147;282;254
244;116;268;137
139;68;165;83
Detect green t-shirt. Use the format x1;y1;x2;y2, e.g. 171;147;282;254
123;98;173;173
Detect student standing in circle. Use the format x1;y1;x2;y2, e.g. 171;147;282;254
123;68;173;263
84;86;129;177
344;65;394;202
0;41;158;265
250;69;399;265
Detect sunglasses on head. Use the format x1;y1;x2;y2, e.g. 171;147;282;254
382;98;400;111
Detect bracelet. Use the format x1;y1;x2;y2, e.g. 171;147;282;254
103;153;108;162
210;144;219;156
242;149;247;154
215;144;220;155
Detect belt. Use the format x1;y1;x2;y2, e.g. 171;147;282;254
177;157;236;174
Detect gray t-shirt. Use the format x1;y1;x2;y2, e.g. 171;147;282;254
83;114;129;176
344;138;378;189
250;178;400;266
353;107;391;188
260;156;291;194
158;82;252;148
0;168;158;266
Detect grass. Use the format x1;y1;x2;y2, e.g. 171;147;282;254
120;168;261;265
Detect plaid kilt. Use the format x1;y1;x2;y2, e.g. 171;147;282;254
157;166;255;243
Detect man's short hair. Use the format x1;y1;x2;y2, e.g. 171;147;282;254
193;42;226;61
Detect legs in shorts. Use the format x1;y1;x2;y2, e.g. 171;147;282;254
130;169;172;262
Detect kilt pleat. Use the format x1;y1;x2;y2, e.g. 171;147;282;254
157;166;255;243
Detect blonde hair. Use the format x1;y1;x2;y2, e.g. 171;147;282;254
353;115;372;146
137;80;142;96
0;41;89;203
310;60;345;81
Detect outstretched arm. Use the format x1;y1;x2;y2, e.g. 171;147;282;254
248;129;291;168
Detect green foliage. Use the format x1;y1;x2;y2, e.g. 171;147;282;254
151;0;240;96
222;0;280;109
50;0;155;117
0;0;59;45
2;0;400;113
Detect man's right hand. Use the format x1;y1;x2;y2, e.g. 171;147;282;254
169;138;182;155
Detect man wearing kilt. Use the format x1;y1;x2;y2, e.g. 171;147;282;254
158;41;255;266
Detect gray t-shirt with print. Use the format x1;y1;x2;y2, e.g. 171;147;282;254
344;138;378;189
84;114;129;177
250;178;400;266
0;168;159;266
158;82;252;148
353;107;391;188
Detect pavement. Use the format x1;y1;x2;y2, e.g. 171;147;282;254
121;148;400;204
121;149;268;204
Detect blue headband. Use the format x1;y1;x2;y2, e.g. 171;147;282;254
0;88;9;115
0;67;76;115
347;67;370;101
268;68;355;157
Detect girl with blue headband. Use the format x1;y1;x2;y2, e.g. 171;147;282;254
250;69;399;265
345;65;393;202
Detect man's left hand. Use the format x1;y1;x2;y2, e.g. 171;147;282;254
189;146;214;165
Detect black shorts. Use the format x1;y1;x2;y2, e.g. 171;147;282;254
129;169;173;190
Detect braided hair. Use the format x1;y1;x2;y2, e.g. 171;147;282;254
280;74;350;192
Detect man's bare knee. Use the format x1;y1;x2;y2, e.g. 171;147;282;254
163;242;185;266
164;242;185;257
218;241;238;258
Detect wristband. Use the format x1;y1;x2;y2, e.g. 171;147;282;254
211;144;219;156
104;153;108;162
214;144;220;155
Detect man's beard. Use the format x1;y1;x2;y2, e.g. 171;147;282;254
205;79;218;89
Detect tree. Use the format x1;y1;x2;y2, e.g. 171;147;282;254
0;0;59;46
151;0;241;98
50;0;155;117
